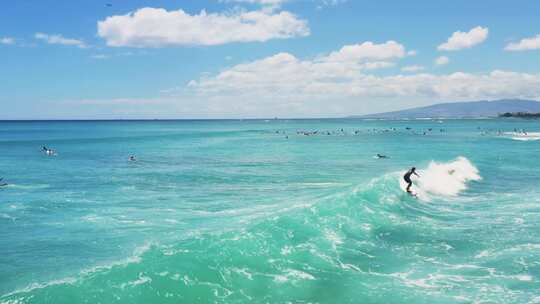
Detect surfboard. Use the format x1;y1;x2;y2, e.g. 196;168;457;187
399;176;418;198
407;190;418;198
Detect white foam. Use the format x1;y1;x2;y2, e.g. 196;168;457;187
0;213;16;221
400;156;481;201
504;132;540;141
274;269;315;283
2;242;153;298
120;273;152;289
7;184;50;190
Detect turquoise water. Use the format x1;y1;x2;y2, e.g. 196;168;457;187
1;119;539;303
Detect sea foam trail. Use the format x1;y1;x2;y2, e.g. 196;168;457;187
400;157;481;201
504;132;540;141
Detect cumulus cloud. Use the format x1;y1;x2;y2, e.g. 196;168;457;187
188;41;407;96
505;34;540;51
435;56;449;66
97;7;309;47
401;65;425;72
1;37;15;45
185;42;540;115
65;68;540;119
324;40;406;62
35;32;87;48
438;26;488;51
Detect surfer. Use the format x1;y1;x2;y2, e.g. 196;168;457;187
129;155;136;162
403;167;419;194
42;146;55;155
0;178;7;187
376;153;389;159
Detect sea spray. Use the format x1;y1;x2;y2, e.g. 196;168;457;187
401;157;481;200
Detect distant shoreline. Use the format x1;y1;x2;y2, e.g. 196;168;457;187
2;116;540;122
0;117;502;122
499;112;540;119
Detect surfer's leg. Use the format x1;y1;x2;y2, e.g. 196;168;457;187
406;182;412;192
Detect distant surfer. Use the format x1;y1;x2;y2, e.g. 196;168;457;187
129;155;136;162
403;167;419;194
0;178;7;187
42;146;55;155
376;153;389;159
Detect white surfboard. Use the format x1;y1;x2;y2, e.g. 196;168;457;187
399;176;418;198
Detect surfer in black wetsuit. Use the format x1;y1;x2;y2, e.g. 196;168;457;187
403;167;419;194
0;178;7;187
42;146;54;155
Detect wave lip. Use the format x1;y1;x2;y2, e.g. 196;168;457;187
402;156;481;200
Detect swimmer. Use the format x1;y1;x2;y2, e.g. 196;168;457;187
42;146;55;155
403;167;420;194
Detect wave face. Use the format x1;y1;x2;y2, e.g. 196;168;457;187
1;119;540;303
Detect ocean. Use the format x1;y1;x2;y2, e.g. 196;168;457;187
0;119;539;303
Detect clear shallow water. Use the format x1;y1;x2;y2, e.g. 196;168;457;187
0;119;539;303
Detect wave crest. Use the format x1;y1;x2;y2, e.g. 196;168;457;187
402;156;481;200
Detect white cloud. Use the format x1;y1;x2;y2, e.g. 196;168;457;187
324;40;406;62
63;68;540;118
54;39;540;118
97;7;309;48
435;56;449;66
505;34;540;51
1;37;15;45
183;42;540;117
438;26;488;51
189;41;406;95
35;32;87;48
401;65;425;72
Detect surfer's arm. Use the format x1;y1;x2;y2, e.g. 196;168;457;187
414;172;420;177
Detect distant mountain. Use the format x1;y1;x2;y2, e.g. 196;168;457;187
352;99;540;119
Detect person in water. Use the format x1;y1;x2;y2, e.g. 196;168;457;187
376;153;388;159
403;167;419;193
129;156;136;161
42;146;55;155
0;177;7;187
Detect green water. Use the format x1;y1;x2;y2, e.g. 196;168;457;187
1;119;539;303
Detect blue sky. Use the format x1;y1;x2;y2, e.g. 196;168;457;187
1;0;540;119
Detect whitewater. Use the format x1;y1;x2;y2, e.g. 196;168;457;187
1;119;539;303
